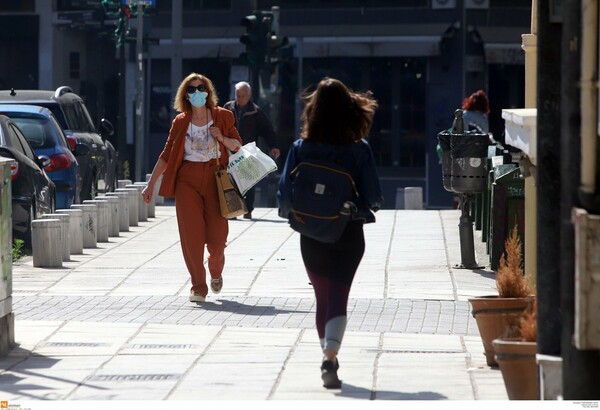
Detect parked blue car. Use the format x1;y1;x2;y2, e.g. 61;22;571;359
0;104;88;208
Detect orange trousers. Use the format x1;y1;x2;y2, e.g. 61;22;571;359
175;161;228;296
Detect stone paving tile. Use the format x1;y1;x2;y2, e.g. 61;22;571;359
12;296;479;335
2;207;508;402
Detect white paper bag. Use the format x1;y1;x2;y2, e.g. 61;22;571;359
227;142;278;196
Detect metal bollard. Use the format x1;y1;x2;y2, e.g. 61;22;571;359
456;194;483;269
83;200;109;242
404;187;423;210
41;213;70;261
56;209;83;254
115;188;139;226
95;195;120;237
71;204;97;248
31;219;62;267
105;192;130;232
126;184;147;222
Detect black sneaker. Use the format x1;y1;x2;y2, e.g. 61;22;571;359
320;359;341;389
243;212;252;219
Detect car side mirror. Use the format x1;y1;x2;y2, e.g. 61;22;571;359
100;118;115;138
74;143;90;157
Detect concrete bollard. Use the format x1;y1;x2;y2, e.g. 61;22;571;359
56;208;83;255
133;182;156;220
71;204;97;248
41;213;70;261
95;195;120;237
404;187;424;210
115;188;139;226
135;181;154;218
31;219;63;267
395;187;424;210
147;173;164;205
105;192;130;232
118;179;133;189
126;184;147;222
83;200;109;242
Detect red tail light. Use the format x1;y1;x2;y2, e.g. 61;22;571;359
10;162;19;181
45;153;72;172
66;136;77;151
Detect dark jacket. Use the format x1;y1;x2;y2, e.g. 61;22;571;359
223;100;278;149
277;139;384;223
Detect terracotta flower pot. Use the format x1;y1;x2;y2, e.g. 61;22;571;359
492;338;539;400
468;296;534;366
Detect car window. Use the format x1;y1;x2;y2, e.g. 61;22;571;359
23;103;68;130
11;117;50;149
0;123;5;146
61;101;82;131
50;115;70;148
6;123;27;157
10;123;37;160
73;101;96;132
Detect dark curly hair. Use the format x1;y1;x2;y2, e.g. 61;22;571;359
300;77;378;144
462;89;490;115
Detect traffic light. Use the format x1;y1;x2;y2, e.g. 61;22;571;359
239;11;271;68
267;30;289;66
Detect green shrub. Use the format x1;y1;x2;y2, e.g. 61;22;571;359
12;239;25;261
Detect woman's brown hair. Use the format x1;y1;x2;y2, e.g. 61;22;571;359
173;72;219;113
300;77;378;144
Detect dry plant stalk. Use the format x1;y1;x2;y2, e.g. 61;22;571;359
496;224;532;298
518;300;537;342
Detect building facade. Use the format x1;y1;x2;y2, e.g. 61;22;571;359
0;0;531;208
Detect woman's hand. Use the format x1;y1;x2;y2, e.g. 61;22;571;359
209;126;224;143
141;184;154;204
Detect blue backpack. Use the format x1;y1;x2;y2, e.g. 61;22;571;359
289;159;358;243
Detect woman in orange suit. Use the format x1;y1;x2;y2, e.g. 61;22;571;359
142;73;242;303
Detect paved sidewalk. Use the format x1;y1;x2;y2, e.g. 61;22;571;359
0;205;508;403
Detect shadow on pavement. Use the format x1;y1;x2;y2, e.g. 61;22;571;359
335;382;447;400
0;348;107;399
193;298;311;315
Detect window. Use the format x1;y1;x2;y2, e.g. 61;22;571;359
0;1;34;12
156;0;231;11
69;52;80;80
9;123;36;160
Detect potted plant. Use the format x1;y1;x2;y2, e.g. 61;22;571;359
493;301;539;400
468;225;535;366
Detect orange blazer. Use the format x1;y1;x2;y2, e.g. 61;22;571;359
158;107;243;198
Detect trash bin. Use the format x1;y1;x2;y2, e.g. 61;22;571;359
450;131;489;194
489;165;525;271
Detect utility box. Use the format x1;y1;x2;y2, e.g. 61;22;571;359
489;164;525;271
572;208;600;349
0;158;15;356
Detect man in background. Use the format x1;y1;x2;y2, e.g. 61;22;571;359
224;81;280;219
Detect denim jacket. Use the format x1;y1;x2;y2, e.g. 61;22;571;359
277;138;384;223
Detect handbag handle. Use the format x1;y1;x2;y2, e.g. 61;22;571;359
212;118;223;170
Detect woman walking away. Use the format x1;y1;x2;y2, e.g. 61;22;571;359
277;77;383;389
142;73;242;303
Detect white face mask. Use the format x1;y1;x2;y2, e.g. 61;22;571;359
189;91;208;107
